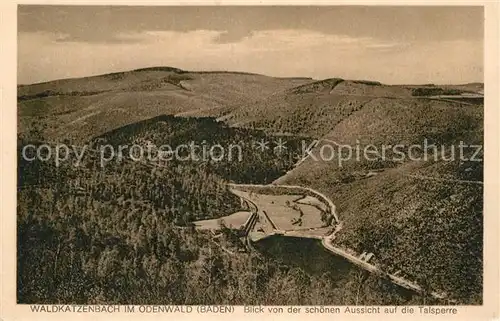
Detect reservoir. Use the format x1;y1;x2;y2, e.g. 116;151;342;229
254;235;418;304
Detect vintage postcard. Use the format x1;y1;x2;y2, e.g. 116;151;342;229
1;2;498;320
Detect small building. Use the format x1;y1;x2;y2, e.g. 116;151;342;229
365;253;375;262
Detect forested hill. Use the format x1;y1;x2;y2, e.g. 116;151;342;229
91;115;312;184
17;120;416;305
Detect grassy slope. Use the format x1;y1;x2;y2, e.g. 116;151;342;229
222;80;412;135
223;80;483;138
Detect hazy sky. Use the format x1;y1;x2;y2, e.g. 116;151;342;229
18;6;484;85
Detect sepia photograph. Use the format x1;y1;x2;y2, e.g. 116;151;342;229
11;4;490;310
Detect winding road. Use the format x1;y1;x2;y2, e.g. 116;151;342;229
229;182;448;301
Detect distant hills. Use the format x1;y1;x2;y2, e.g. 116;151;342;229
18;67;311;141
17;66;483;142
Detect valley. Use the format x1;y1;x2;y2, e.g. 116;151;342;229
17;67;483;305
